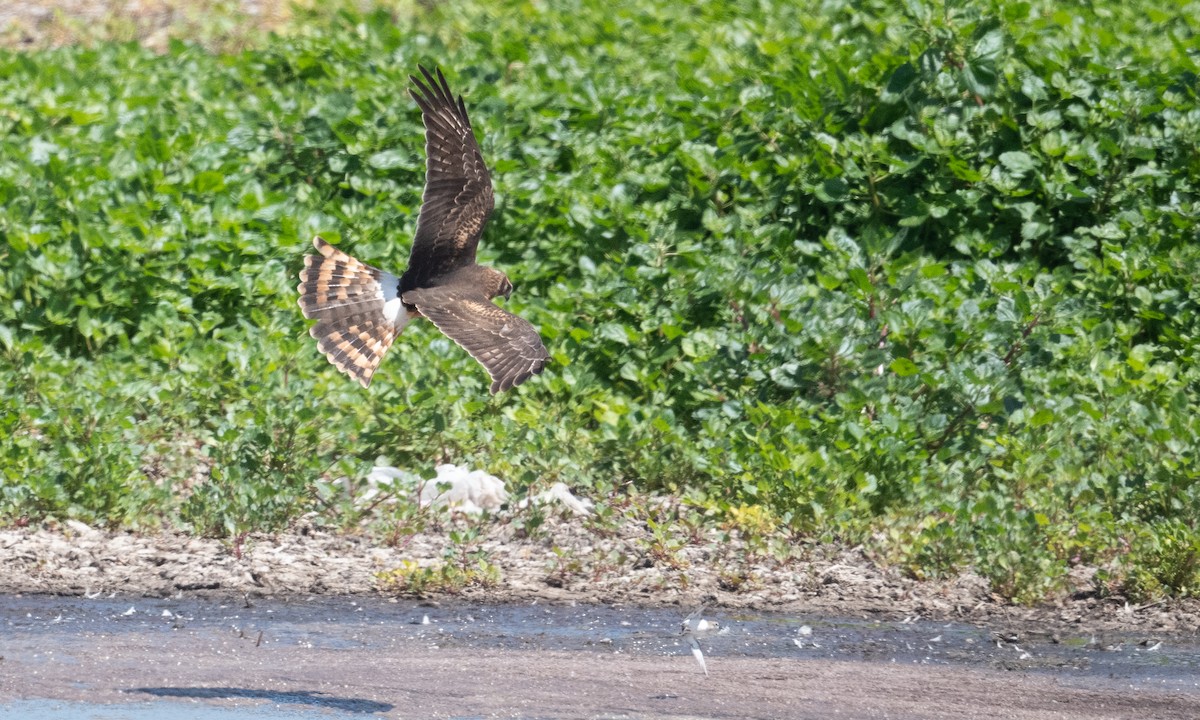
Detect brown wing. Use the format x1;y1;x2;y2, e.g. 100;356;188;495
402;66;495;292
403;286;549;394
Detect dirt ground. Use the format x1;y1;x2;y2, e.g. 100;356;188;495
3;508;1198;720
7;633;1200;720
3;518;1199;640
3;591;1199;720
0;0;301;51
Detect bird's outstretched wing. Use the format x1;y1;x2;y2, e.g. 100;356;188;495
403;285;549;394
403;65;495;290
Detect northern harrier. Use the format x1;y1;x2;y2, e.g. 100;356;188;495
297;66;550;393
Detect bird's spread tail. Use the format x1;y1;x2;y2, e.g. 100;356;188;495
297;236;410;388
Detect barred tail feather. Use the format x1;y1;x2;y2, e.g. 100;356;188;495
298;236;409;387
309;314;398;387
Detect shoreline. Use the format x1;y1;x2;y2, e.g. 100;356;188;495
3;523;1197;639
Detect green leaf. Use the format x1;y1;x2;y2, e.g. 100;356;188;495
366;149;409;170
999;151;1037;174
972;28;1005;62
882;62;918;103
962;60;998;97
1029;408;1054;428
890;358;920;377
847;267;872;294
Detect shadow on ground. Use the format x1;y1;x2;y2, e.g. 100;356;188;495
129;687;394;714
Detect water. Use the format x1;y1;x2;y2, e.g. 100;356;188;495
2;595;1198;718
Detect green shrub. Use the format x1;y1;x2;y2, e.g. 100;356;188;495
0;0;1197;600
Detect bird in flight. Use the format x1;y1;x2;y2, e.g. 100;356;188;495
297;66;550;394
681;606;727;677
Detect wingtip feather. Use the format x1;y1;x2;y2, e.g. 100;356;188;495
420;64;437;86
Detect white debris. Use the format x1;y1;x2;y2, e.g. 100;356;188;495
420;464;507;513
519;482;594;516
794;625;815;649
355;463;593;517
64;519;99;538
366;463;508;514
358;465;418;503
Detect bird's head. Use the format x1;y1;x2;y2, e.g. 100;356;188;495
488;269;513;301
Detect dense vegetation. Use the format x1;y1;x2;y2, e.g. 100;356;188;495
1;0;1198;602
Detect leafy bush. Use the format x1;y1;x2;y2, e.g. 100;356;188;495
1;0;1197;601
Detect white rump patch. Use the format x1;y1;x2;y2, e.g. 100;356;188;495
380;272;410;330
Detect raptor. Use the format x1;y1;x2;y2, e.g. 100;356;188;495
298;66;549;394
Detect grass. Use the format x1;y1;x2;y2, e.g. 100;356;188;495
1;0;1199;604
